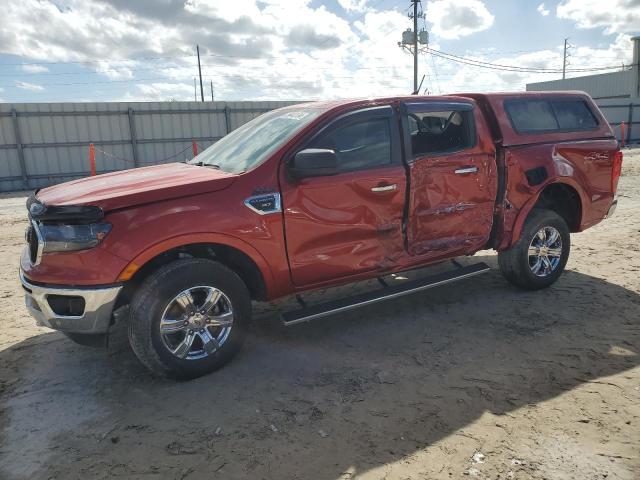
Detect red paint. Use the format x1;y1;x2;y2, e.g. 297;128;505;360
406;106;497;260
36;162;237;211
281;165;407;286
22;92;620;300
192;140;198;157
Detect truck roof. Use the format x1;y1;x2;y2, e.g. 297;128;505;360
290;91;614;147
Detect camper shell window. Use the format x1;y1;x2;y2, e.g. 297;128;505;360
505;98;599;134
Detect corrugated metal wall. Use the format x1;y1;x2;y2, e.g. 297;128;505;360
595;98;640;145
526;70;636;100
0;101;300;192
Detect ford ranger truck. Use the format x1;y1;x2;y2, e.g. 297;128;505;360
20;92;622;379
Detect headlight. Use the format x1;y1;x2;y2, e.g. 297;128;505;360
40;222;112;253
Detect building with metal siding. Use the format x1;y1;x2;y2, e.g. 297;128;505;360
526;36;640;144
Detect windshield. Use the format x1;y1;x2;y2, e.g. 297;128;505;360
189;107;322;173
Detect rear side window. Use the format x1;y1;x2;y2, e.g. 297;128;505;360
311;118;391;171
505;100;558;132
407;109;475;157
505;98;599;133
552;100;598;130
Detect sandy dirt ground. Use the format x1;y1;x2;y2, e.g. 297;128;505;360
0;150;639;480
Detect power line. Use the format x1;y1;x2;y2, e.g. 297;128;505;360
0;70;417;89
0;61;428;77
0;47;631;76
0;53;196;67
426;47;635;73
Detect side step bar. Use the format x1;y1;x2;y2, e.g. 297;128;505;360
282;262;490;326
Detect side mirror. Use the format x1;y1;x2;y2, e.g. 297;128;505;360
288;148;339;179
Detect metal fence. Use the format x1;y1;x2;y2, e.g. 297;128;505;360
2;98;636;193
596;99;639;146
0;101;299;192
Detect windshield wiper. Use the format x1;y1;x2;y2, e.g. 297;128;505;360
190;160;221;169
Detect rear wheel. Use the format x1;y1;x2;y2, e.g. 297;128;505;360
498;209;570;290
128;258;251;379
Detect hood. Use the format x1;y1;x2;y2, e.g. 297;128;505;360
36;163;238;211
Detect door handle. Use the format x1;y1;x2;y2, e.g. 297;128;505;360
454;166;478;175
371;184;397;192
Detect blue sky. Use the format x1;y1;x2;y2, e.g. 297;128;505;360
0;0;637;103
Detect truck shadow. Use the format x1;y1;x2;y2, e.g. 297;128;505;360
1;255;639;479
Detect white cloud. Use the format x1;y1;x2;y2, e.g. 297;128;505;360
421;32;636;95
557;0;640;34
425;0;495;40
537;3;550;16
0;0;632;101
15;81;44;91
136;82;195;101
93;60;137;80
338;0;369;13
21;64;49;73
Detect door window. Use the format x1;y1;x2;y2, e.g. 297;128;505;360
310;117;392;171
407;109;474;157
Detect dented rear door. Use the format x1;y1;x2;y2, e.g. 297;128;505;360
402;101;498;258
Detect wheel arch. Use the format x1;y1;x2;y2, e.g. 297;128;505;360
510;179;585;247
116;234;276;306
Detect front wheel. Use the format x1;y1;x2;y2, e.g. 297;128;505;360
498;209;570;290
128;258;251;379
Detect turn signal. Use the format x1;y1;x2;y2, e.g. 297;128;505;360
611;150;623;193
117;262;140;281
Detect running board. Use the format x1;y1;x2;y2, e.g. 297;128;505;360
281;262;490;326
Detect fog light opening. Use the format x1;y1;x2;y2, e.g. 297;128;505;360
47;295;86;317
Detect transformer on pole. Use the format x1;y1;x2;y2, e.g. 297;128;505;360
398;1;429;94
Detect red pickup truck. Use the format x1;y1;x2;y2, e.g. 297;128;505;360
20;92;622;379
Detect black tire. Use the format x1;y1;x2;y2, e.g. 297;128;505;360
128;258;251;379
498;209;570;290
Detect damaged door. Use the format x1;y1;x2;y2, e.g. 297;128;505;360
281;105;406;287
403;101;497;258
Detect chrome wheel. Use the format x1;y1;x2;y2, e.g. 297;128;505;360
159;286;233;361
528;226;563;277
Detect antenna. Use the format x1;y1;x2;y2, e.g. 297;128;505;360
414;74;425;95
196;45;204;102
562;38;572;79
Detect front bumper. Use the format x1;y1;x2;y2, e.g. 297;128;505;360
20;270;122;334
606;198;618;218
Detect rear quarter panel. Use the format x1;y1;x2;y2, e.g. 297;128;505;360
496;138;619;250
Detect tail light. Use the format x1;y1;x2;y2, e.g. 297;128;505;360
611;150;623;193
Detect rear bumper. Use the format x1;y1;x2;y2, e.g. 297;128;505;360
606;198;618;218
20;270;122;334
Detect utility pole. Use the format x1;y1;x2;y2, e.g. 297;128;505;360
193;78;197;101
412;1;419;92
399;1;427;94
562;38;569;80
196;44;204;102
210;80;214;101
